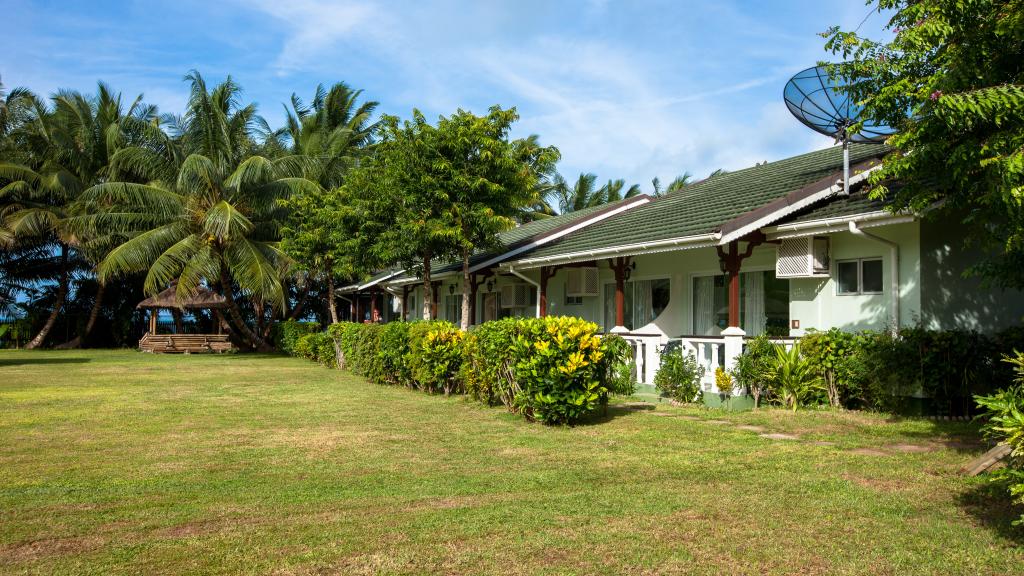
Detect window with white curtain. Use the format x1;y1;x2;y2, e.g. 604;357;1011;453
603;278;670;331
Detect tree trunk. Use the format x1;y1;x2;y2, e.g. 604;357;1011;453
260;303;275;341
327;274;339;324
287;284;311;321
57;281;106;349
26;245;69;350
460;248;471;330
422;250;433;321
218;265;270;351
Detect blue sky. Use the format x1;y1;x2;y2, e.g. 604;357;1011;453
2;0;890;189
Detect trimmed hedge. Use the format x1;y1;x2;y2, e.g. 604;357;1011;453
271;320;321;355
730;326;1024;415
282;316;634;425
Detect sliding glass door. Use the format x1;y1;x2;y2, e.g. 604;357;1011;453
691;271;789;336
603;278;671;331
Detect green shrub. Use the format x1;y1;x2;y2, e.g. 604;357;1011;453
418;324;466;395
376;322;412;386
508;316;612;425
272;320;320;355
294;331;336;367
769;343;823;411
732;334;775;408
407;320;456;390
800;328;870;408
654;348;704;403
327;322;381;376
461;318;520;405
974;351;1024;526
597;334;636;397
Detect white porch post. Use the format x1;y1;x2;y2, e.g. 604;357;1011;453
721;326;746;394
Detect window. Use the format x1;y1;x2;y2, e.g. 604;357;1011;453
444;294;461;322
603;278;670;331
564;294;583;306
836;258;884;295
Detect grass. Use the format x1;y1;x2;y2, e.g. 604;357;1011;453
0;349;1021;575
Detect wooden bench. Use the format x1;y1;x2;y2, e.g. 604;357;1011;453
139;334;234;354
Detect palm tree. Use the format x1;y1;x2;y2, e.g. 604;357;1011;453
52;84;158;347
0;89;84;349
277;83;379;323
1;84;159;348
651;173;694;196
600;178;643;203
73;71;309;350
548;173;645;213
549;172;601;213
281;82;379;188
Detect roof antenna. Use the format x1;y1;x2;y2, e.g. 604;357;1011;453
783;65;896;195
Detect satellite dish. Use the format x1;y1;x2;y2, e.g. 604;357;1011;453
783;65;895;195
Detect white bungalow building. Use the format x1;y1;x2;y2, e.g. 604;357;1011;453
341;143;1024;404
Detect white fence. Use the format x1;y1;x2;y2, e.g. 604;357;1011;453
617;332;797;393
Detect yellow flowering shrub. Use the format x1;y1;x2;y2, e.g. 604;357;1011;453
510;316;620;424
417;323;466;395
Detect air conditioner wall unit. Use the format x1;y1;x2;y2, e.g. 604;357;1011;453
565;267;599;297
776;237;830;278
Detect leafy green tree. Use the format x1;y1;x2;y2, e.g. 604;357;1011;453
73;71;308;350
280;184;363;323
347;107;557;327
430;106;558;329
343;111;454;321
824;0;1024;287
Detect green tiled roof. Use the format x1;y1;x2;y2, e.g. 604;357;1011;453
515;143;888;262
779;190;889;225
389;197;644;281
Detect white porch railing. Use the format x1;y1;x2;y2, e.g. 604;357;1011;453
618;333;665;385
617;332;798;394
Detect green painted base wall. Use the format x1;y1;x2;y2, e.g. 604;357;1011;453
702;393;756;411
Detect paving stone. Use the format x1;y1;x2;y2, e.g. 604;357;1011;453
705;419;731;425
850;448;889;457
759;433;800;441
886;444;935;453
736;425;767;433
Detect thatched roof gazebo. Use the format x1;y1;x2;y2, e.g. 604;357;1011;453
137;285;234;354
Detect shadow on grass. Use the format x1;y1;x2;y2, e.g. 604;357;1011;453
577;402;657;426
857;414;987;455
0;357;91;367
956;477;1024;545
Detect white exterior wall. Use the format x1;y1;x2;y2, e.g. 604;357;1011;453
788;221;921;335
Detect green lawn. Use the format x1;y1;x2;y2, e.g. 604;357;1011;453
0;350;1020;575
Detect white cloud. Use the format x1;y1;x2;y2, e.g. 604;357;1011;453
246;0;382;74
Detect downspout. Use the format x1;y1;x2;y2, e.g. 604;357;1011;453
506;265;542;318
337;295;353;322
848;221;900;332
